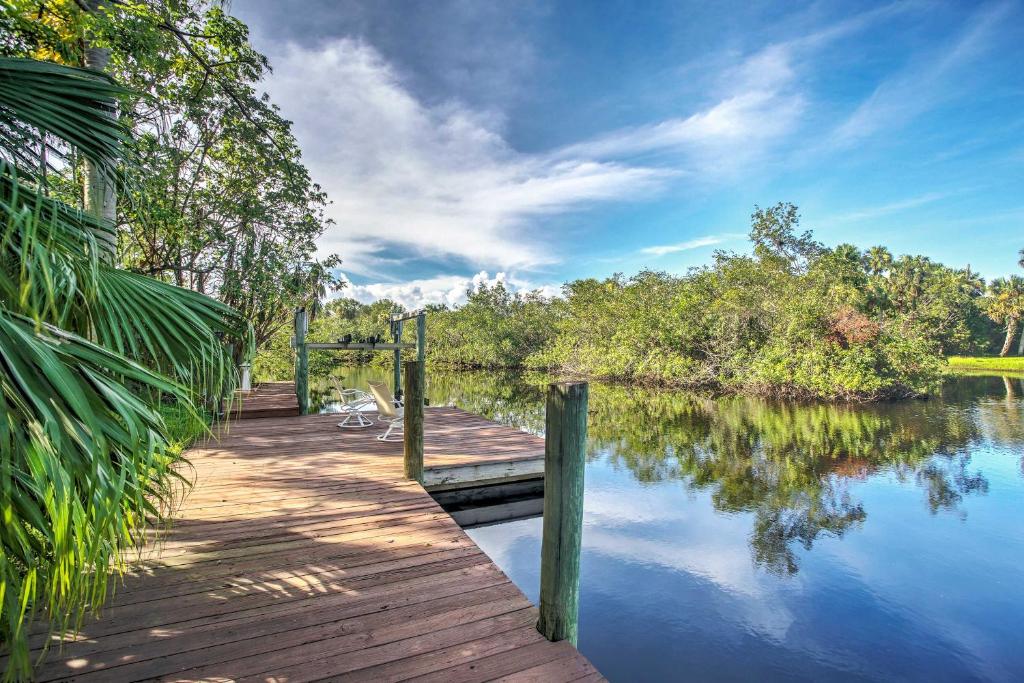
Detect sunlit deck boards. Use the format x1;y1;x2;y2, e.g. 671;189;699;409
27;407;599;681
421;408;545;490
233;381;300;419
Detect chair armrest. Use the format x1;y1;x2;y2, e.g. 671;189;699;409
339;389;375;409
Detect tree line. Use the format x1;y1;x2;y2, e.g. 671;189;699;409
268;204;1019;401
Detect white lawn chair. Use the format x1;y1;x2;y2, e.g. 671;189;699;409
333;379;375;429
368;381;404;442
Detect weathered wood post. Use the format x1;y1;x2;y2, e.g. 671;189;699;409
294;307;310;415
416;312;426;363
393;319;404;400
403;359;424;483
537;381;588;645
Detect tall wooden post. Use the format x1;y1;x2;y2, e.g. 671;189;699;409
393;320;403;400
416;312;426;363
403;359;424;483
294;307;309;415
537;381;588;645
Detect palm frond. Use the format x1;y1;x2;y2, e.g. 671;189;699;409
0;312;190;678
0;59;254;680
0;58;132;183
2;163;252;397
94;268;254;399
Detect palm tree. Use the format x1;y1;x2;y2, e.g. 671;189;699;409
1016;249;1024;355
986;276;1024;357
864;245;893;276
0;58;251;678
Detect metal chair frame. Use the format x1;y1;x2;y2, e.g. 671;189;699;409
333;381;376;429
368;381;405;442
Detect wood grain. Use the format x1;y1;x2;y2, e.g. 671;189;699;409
23;399;601;682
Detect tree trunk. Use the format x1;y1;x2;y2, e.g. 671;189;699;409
1000;317;1018;357
1017;324;1024;356
82;0;118;261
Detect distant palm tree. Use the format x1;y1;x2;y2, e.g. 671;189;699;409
960;266;985;297
1017;249;1024;354
986;276;1024;357
864;245;893;276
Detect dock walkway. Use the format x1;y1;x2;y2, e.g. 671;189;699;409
232;381;300;419
28;385;602;681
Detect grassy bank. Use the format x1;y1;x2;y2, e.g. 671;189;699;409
947;356;1024;372
158;402;211;457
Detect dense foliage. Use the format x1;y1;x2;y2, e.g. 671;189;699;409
539;214;997;398
429;285;556;368
0;1;334;677
9;0;341;353
0;56;249;679
528;206;1000;400
268;203;1010;401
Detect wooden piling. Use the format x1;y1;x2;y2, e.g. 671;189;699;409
403;359;424;483
416;312;426;363
294;307;309;415
392;319;403;400
537;381;588;645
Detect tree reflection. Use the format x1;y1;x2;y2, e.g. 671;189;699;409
585;386;996;573
312;368;1010;575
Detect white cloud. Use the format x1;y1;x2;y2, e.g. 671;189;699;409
337;270;560;309
832;3;1011;146
639;235;728;257
830;192;947;222
563;4;914;173
555;44;805;175
579;484;800;640
259;5;917;281
264;39;669;276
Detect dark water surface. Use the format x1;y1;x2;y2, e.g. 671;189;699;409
316;369;1024;682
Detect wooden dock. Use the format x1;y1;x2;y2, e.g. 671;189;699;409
232;381;300;419
26;386;600;681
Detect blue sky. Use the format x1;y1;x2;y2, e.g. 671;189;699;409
234;0;1024;307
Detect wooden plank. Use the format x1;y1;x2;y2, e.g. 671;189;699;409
230;380;299;419
35;571;520;681
137;589;529;682
108;545;484;609
424;460;545;490
236;608;540;682
449;497;544;528
33;557;503;654
484;648;602;682
408;639;591;683
25;394;601;682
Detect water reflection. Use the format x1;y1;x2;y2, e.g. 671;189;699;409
311;367;1024;680
315;367;1012;575
591;389;997;574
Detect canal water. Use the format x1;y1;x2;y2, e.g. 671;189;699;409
315;368;1024;682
